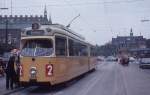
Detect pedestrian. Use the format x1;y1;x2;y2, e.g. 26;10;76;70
0;60;4;77
14;50;20;88
5;55;16;90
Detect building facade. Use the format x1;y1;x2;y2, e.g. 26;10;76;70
112;29;146;51
0;7;52;48
146;39;150;48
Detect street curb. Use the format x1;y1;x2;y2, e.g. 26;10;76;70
2;87;25;95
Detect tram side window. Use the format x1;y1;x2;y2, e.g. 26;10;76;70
74;42;80;56
69;39;88;56
69;39;74;56
80;44;88;56
69;39;79;56
55;36;67;56
69;40;80;56
90;47;96;56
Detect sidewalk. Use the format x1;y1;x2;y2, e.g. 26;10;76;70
0;77;10;95
0;77;23;95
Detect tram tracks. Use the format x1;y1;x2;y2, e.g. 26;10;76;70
75;63;116;95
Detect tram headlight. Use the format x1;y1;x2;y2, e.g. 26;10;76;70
31;70;36;74
46;64;53;77
30;67;37;78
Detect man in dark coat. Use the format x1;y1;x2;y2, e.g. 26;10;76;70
6;55;16;90
14;54;20;88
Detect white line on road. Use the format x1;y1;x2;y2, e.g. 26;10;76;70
113;64;128;95
120;65;129;95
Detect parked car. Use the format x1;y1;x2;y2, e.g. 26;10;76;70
129;57;135;62
97;56;105;61
106;56;117;61
134;59;140;64
138;49;150;69
139;57;150;69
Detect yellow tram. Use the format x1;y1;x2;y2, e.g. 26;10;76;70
19;23;97;86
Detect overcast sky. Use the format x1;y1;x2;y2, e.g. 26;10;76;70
0;0;150;45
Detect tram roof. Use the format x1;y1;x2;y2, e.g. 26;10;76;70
23;23;85;41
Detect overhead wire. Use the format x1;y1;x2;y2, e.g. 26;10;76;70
62;0;98;33
103;0;114;37
7;0;144;9
57;0;144;34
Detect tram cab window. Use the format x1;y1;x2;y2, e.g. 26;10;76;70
21;39;53;56
55;36;67;56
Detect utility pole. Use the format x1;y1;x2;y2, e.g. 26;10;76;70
5;17;8;46
11;0;13;15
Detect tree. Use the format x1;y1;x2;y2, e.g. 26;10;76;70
95;43;118;57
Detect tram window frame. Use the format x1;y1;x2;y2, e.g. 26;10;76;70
55;36;67;56
80;44;88;56
69;38;88;57
69;39;74;56
90;47;96;56
21;39;53;57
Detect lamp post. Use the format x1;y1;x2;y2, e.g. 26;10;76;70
5;16;8;46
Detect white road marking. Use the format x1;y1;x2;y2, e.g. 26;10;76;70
120;65;129;95
113;64;128;95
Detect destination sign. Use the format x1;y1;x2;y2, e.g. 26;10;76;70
26;30;45;36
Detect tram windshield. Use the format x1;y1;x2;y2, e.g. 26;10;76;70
21;39;53;56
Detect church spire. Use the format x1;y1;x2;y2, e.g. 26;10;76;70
44;5;47;19
130;28;133;37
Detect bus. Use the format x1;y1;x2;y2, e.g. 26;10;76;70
19;23;97;86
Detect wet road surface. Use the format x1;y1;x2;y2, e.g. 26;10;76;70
1;62;150;95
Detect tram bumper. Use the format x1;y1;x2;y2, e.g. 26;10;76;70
20;80;51;87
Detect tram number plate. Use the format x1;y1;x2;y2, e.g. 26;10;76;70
46;64;53;76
